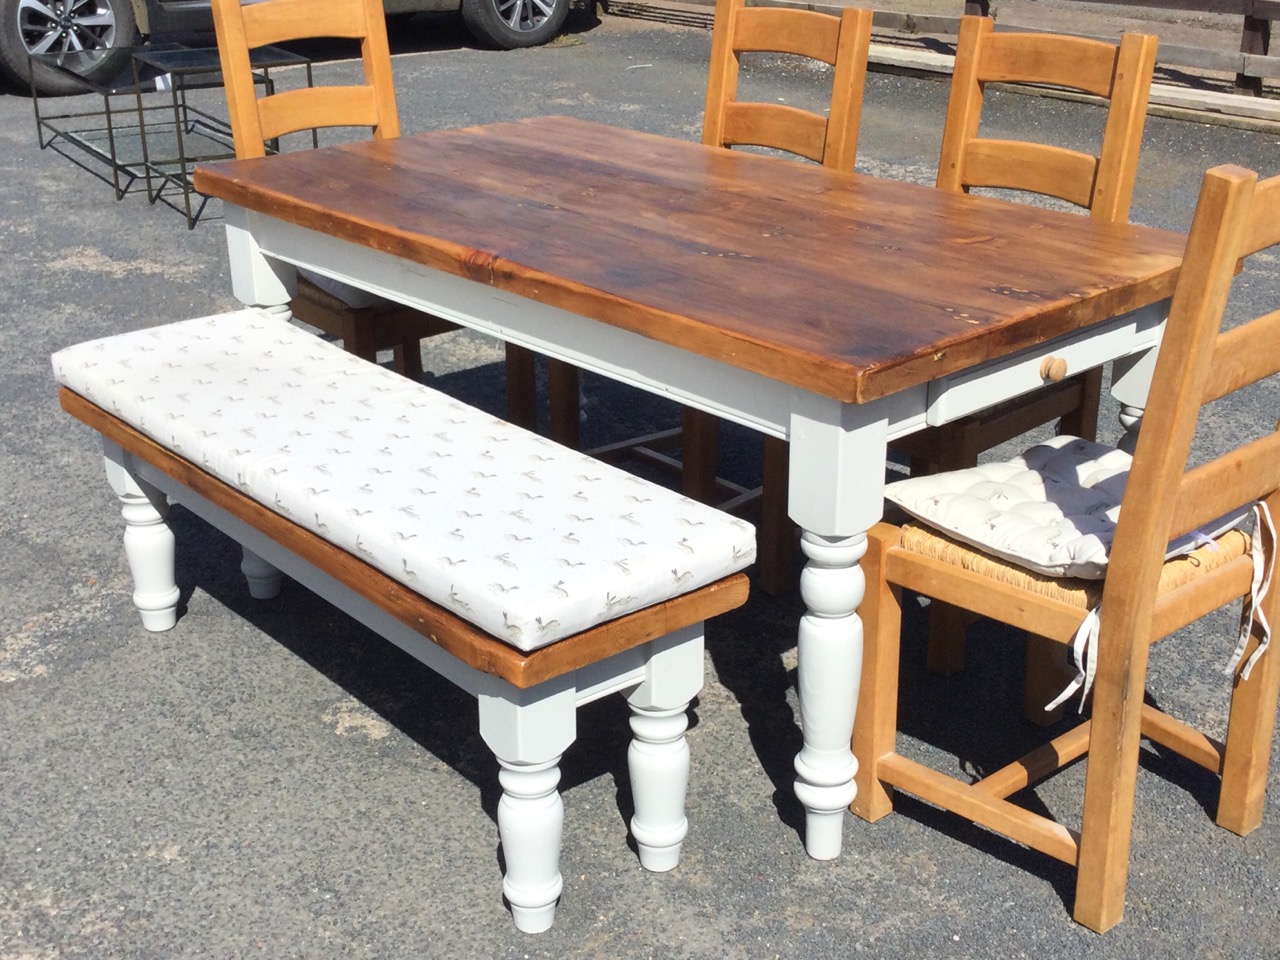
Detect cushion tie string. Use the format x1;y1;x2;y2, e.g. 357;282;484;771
1045;607;1100;713
1048;502;1274;713
1225;501;1275;680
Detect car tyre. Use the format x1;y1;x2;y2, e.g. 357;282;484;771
0;0;136;95
460;0;569;49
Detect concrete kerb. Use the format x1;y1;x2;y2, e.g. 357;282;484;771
606;0;1280;131
869;41;1280;131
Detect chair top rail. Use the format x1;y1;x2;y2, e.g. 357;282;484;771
212;0;400;158
702;0;871;172
973;31;1129;97
1202;308;1280;403
239;0;370;47
732;6;843;61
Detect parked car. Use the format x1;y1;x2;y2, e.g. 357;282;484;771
0;0;572;96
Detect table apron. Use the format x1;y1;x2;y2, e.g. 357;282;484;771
229;206;820;440
223;206;1164;487
923;302;1167;426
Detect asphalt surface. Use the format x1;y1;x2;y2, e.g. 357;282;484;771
2;10;1280;959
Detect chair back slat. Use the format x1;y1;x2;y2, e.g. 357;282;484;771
1172;433;1280;541
936;17;1157;223
1099;164;1277;641
211;0;399;159
1242;174;1280;256
961;140;1099;208
1201;308;1280;404
721;103;829;163
256;87;382;144
703;0;872;173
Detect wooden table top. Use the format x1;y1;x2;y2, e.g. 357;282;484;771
195;116;1187;405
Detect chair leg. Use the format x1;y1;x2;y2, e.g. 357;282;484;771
547;359;580;449
925;603;972;675
505;343;539;431
390;341;424;381
1216;583;1280;835
1023;633;1074;727
756;435;796;596
1073;637;1153;933
922;420;983;673
342;316;381;365
851;524;902;822
681;408;721;504
1058;367;1104;442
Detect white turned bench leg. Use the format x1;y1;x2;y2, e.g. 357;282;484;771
496;757;566;933
478;679;576;934
628;704;691;872
103;441;180;632
240;547;283;599
625;624;704;872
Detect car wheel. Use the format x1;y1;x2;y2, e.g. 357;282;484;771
0;0;136;96
460;0;569;49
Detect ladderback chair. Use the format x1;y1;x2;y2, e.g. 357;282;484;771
936;16;1156;218
210;0;455;380
852;163;1280;933
903;16;1159;672
591;0;874;595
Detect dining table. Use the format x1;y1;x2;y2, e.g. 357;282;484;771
193;114;1186;860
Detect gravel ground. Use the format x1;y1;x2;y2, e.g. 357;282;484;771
2;10;1279;959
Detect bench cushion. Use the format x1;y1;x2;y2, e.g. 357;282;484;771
53;309;756;651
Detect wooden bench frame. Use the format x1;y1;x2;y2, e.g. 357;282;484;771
60;386;749;934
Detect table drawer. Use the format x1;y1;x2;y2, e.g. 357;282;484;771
925;306;1166;426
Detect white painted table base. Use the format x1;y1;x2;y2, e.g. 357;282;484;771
101;438;705;933
219;203;1163;860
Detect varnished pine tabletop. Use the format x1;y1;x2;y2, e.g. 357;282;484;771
195;115;1186;404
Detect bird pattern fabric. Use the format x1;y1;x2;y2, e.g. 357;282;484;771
53;309;757;651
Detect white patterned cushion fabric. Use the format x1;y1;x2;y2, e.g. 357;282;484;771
52;309;756;651
885;434;1246;580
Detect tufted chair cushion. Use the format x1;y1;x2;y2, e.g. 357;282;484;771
885;435;1247;579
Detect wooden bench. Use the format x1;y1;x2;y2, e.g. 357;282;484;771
52;308;755;934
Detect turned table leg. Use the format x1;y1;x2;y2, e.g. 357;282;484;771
793;531;864;858
785;399;889;860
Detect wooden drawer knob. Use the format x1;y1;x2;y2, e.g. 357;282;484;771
1040;356;1069;382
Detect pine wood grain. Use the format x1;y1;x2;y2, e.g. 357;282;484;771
194;116;1185;405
